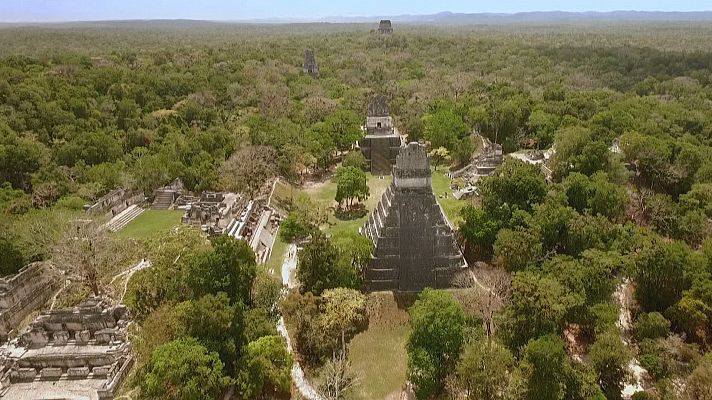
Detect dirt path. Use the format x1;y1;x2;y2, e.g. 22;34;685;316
615;279;647;399
276;244;324;400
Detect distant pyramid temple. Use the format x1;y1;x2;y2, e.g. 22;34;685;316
360;143;467;292
358;95;402;175
303;49;319;77
378;19;393;34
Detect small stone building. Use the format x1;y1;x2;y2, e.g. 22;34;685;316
0;298;134;399
360;143;467;292
303;49;319;77
358;95;402;175
378;19;393;34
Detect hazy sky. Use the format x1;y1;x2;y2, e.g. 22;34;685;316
1;0;709;22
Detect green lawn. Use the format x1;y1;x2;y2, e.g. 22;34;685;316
309;173;392;237
264;231;288;276
431;168;466;225
348;292;411;399
116;209;184;240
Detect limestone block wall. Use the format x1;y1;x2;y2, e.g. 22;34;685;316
0;262;61;342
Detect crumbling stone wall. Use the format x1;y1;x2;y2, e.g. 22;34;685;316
0;262;61;342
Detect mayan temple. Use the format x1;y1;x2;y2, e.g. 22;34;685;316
378;19;393;34
360;143;467;292
358;95;402;175
303;49;319;77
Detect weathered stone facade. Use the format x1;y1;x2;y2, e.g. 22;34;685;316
85;188;145;217
0;263;61;343
358;95;402;175
303;49;319;77
378;19;393;34
0;298;134;399
361;143;467;292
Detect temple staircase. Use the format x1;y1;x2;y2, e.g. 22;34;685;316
151;191;175;209
106;205;144;232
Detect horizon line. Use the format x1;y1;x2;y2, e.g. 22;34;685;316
3;9;712;24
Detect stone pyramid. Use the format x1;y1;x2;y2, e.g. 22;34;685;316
360;143;467;292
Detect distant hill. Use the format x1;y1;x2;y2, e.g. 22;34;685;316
323;11;712;25
2;11;712;27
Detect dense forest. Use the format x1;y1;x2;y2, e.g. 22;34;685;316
2;21;712;399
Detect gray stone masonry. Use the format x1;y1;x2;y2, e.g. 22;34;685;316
361;143;467;292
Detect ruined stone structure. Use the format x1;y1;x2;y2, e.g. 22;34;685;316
178;192;280;264
358;95;402;175
303;49;319;77
378;19;393;34
361;143;467;292
0;298;133;399
180;191;242;235
0;263;61;343
151;178;184;209
475;138;504;176
85;188;145;217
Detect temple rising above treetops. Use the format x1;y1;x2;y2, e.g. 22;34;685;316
360;142;467;292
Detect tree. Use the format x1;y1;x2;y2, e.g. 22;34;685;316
407;289;466;399
297;231;360;295
634;312;671;341
343;151;367;171
237;336;293;400
453;267;511;340
220;145;278;198
319;351;360;400
174;292;244;370
323;109;363;152
139;337;230;400
0;129;48;190
459;206;503;257
0;235;24;276
494;228;542;272
334;166;369;209
480;158;547;218
185;235;256;305
319;288;368;351
53;218;130;296
455;338;515;400
428;146;451;171
422;108;468;151
633;240;694;313
588;330;631;400
521;334;568;400
502;271;579;349
279;212;313;242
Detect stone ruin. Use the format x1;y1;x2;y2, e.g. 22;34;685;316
475;137;504;176
360;143;467;292
85;188;145;217
178;192;280;264
151;178;184;210
0;262;61;343
378;19;393;34
358;95;403;175
0;298;133;399
180;191;242;235
303;49;319;77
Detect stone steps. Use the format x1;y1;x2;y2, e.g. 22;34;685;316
106;205;144;232
151;191;174;209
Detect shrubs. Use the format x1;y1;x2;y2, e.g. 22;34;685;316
634;312;671;341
